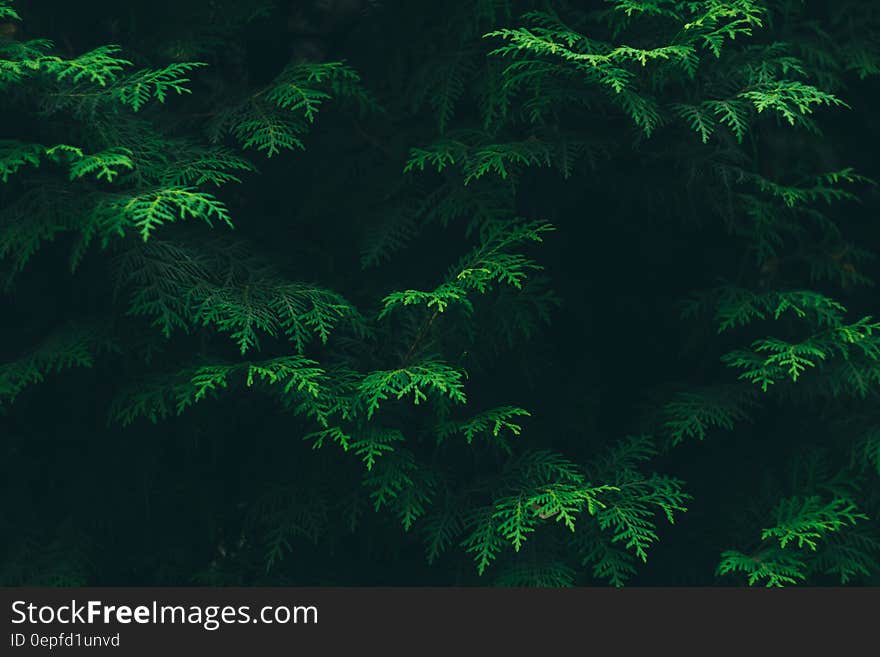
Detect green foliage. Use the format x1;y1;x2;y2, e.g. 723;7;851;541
66;148;135;183
159;145;256;187
405;134;597;185
0;1;20;20
114;239;363;351
763;495;864;550
738;80;846;125
684;287;850;333
0;140;43;182
718;494;874;586
717;548;807;587
407;137;558;184
350;427;405;471
0;324;115;406
358;360;467;419
422;500;465;565
577;527;639;587
494;560;576;587
380;220;554;317
118;188;232;241
440;405;531;448
363;448;437;528
435;438;687;582
359;205;418;269
113;62;207;111
40;45;132;86
460;508;506;575
856;428;880;476
192;279;361;354
812;529;880;584
1;528;93;586
109;355;326;426
722;317;880;391
209;62;374;157
490;452;609;547
2;0;879;589
484;4;849;144
0;34;205;110
661;385;756;445
588;437;690;563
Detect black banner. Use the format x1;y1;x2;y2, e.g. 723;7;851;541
1;588;877;655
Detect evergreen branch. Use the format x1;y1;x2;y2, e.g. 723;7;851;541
116;187;233;241
380;220;554;317
191;279;361;354
0;323;116;406
0;0;20;20
113;62;207;111
109;356;326;426
0;140;44;182
440;405;531;447
422;502;465;565
65;147;134;182
461;508;504;576
662;385;756;444
40;45;131;86
159;145;256;187
350;427;404;471
762;496;867;551
717;548;807;587
494;560;576;587
358;359;467;419
738;80;847;125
